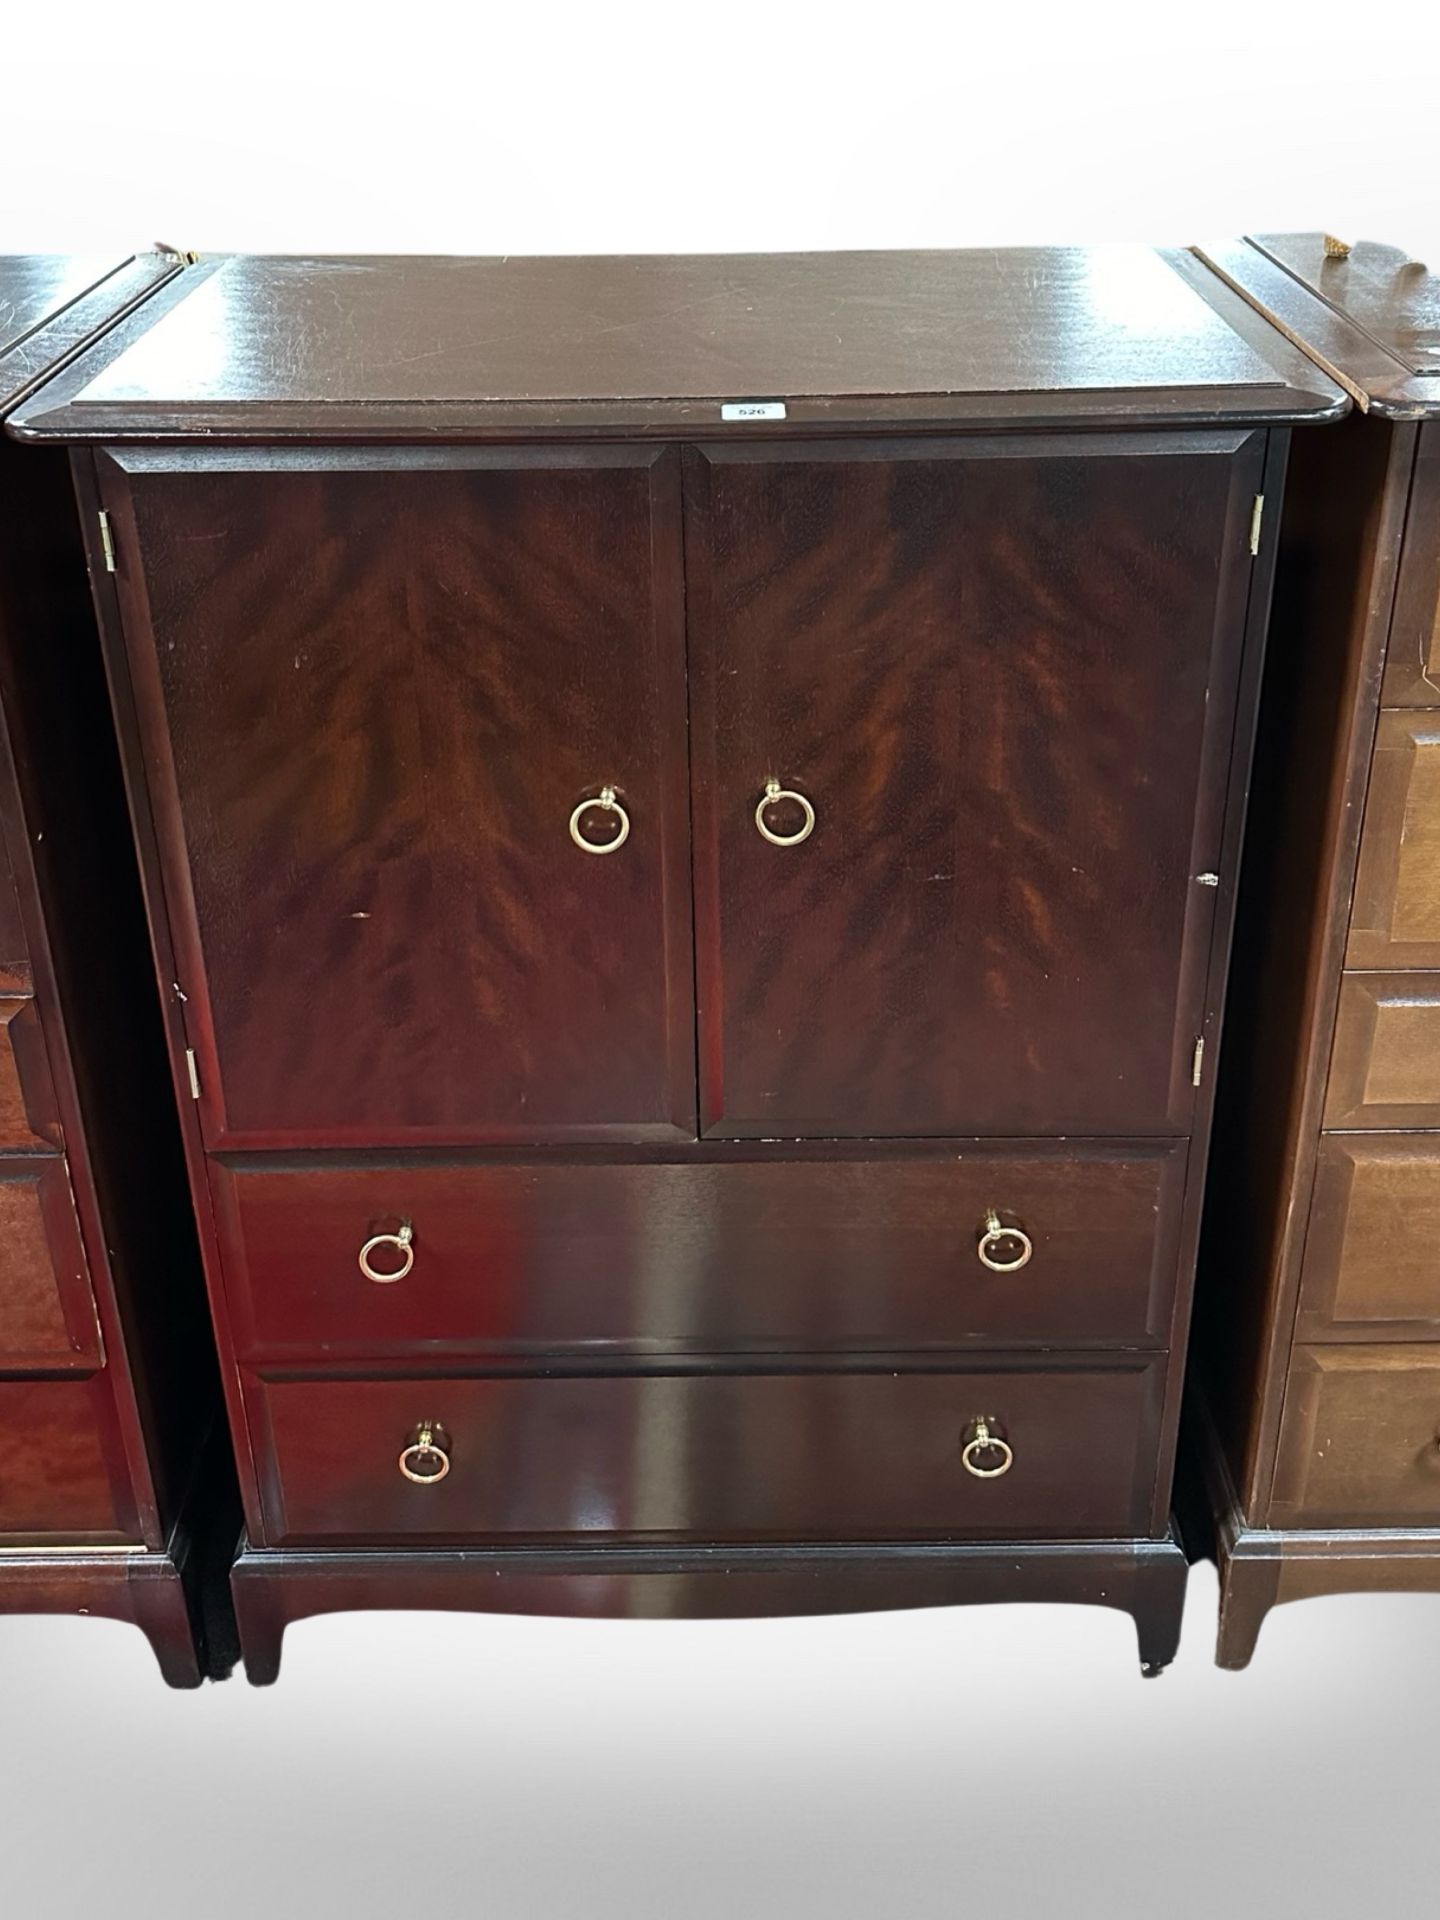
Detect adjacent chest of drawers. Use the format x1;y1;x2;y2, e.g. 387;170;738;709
12;245;1345;1680
0;253;221;1684
1192;234;1440;1664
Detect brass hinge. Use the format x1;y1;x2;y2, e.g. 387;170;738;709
97;509;116;573
184;1048;201;1100
1192;1036;1205;1088
1248;495;1265;557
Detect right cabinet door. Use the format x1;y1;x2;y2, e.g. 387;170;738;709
687;434;1264;1137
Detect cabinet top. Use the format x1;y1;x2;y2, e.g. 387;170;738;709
7;246;1345;443
0;253;184;417
1194;235;1440;418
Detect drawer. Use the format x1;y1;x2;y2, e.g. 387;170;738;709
0;1153;103;1369
1297;1135;1440;1337
1272;1345;1440;1526
1348;712;1440;969
249;1360;1164;1545
214;1143;1189;1361
1379;434;1440;707
0;998;59;1149
0;1377;131;1540
1325;974;1440;1127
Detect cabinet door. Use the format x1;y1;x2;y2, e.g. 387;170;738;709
688;434;1263;1137
102;449;694;1148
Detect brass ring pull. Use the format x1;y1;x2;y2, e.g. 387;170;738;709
961;1417;1014;1480
977;1209;1033;1273
754;778;816;847
398;1423;451;1485
569;785;630;855
358;1221;414;1284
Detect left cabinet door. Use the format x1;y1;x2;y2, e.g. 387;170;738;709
99;449;695;1147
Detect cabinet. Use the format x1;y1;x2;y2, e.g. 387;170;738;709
10;245;1345;1679
1191;234;1440;1664
0;254;226;1684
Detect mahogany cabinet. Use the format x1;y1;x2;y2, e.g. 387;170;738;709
0;255;226;1684
1190;234;1440;1664
8;246;1345;1680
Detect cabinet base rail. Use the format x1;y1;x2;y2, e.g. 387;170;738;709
0;1515;232;1688
230;1528;1188;1685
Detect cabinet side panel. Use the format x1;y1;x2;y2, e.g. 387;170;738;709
1194;414;1417;1516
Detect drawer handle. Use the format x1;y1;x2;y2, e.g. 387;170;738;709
569;784;631;855
977;1209;1033;1273
358;1222;414;1284
398;1423;452;1485
755;778;816;847
961;1417;1014;1480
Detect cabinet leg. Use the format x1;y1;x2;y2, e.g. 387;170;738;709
1132;1540;1188;1677
129;1576;204;1689
232;1575;287;1686
1215;1555;1279;1671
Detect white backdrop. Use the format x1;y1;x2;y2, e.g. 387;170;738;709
6;7;1440;1918
4;0;1439;261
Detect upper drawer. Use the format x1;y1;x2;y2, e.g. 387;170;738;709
1324;973;1440;1127
1298;1134;1440;1338
686;433;1264;1137
1379;432;1440;707
249;1359;1164;1546
1348;712;1440;969
0;997;61;1150
0;1152;102;1370
1272;1344;1440;1526
214;1142;1189;1362
100;448;696;1150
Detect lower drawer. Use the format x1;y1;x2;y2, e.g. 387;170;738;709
1297;1136;1440;1337
1272;1345;1440;1525
216;1142;1187;1361
248;1360;1164;1546
0;1377;132;1540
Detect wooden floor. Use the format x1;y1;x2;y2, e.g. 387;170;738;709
2;1562;1435;1917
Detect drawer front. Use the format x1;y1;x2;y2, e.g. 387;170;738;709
251;1361;1164;1545
1325;974;1440;1127
1298;1136;1440;1337
216;1143;1189;1361
0;1154;103;1369
0;999;59;1149
0;1377;131;1540
104;449;695;1148
1273;1345;1440;1525
1348;712;1440;969
687;434;1262;1138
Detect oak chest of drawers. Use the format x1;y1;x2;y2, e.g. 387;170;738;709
1192;234;1440;1663
10;245;1345;1679
0;253;223;1684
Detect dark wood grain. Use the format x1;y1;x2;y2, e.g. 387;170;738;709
1348;709;1440;967
0;1154;103;1368
689;433;1262;1137
101;446;695;1147
0;255;222;1682
248;1359;1163;1546
1190;409;1417;1521
0;1376;134;1538
232;1530;1189;1683
212;1139;1188;1361
1272;1344;1440;1526
1381;431;1440;702
7;247;1346;445
1324;973;1440;1128
1297;1136;1440;1337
